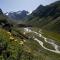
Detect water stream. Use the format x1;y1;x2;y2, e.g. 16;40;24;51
23;28;60;54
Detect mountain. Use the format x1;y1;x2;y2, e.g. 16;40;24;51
0;9;14;32
0;9;3;14
25;1;60;33
6;10;29;20
0;9;7;24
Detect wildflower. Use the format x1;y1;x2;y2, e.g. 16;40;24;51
7;32;11;35
14;39;17;42
19;41;24;45
10;37;14;40
23;40;26;42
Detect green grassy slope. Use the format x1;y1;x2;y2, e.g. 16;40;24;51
25;1;60;33
0;28;60;60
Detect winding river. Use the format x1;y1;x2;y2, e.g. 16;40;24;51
23;28;60;54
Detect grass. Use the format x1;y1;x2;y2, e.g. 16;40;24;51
42;30;60;43
0;28;23;60
0;28;45;60
0;28;60;60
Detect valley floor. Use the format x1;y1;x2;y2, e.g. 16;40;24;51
42;30;60;43
0;28;60;60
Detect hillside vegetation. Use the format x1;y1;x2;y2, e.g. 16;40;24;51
26;1;60;33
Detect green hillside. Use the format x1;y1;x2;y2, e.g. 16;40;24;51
26;1;60;33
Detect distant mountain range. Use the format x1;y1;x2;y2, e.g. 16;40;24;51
6;10;29;20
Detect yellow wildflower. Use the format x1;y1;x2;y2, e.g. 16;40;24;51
7;32;11;35
10;37;14;40
19;41;24;45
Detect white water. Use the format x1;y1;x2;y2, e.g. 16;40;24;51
23;28;60;54
33;37;60;54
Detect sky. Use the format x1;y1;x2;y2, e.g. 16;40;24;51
0;0;58;13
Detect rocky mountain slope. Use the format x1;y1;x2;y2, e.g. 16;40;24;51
6;10;29;20
25;1;60;33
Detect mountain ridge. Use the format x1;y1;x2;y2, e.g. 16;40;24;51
25;1;60;33
6;10;29;20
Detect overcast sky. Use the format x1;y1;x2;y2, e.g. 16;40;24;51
0;0;58;13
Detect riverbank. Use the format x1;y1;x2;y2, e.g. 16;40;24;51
23;28;60;54
42;30;60;43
